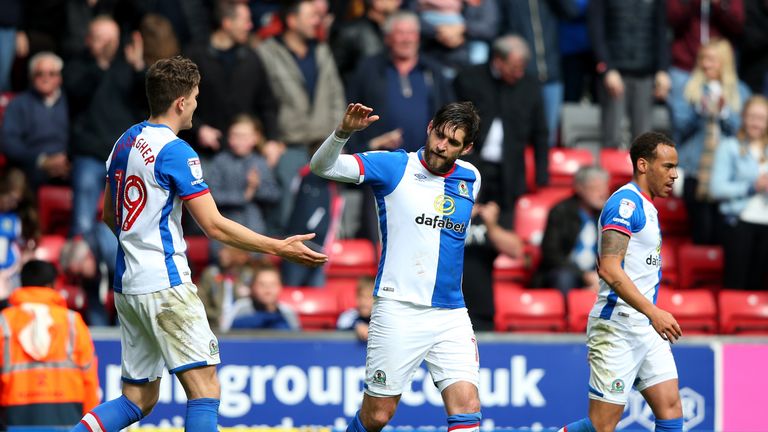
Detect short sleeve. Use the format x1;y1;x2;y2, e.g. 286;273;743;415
353;150;409;192
155;140;210;200
599;190;646;236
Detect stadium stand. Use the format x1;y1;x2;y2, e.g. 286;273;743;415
678;243;724;289
657;289;718;334
566;289;597;333
719;291;768;335
495;288;566;332
279;287;341;330
37;185;73;235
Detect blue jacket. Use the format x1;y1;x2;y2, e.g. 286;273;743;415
709;136;768;219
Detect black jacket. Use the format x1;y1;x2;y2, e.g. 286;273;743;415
330;16;386;87
536;195;587;278
454;63;549;210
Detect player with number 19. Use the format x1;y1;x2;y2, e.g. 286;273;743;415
70;56;327;432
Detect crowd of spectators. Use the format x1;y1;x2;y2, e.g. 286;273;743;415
0;0;766;331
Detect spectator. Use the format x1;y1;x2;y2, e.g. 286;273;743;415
559;0;595;103
499;0;580;147
0;260;98;428
59;236;111;326
337;275;374;341
454;35;549;219
462;201;523;331
2;51;69;188
0;168;31;306
184;0;280;155
64;15;145;275
740;0;768;94
588;0;671;149
667;38;750;244
222;263;301;331
197;246;255;331
137;13;181;69
206;114;282;252
330;0;402;86
0;0;24;92
533;166;609;294
710;95;768;289
667;0;744;95
256;0;346;230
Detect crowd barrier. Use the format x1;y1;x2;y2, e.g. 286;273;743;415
86;331;765;431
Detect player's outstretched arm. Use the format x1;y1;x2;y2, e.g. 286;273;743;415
598;230;682;342
310;103;380;182
185;192;328;267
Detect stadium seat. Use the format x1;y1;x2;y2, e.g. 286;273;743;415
655;197;689;239
514;188;573;246
560;102;602;148
567;289;597;333
677;243;723;289
326;239;377;278
656;289;717;334
279;287;340;330
34;234;67;267
524;146;536;192
548;147;595;187
325;277;359;311
184;236;210;275
495;288;566;332
719;290;768;335
57;283;86;314
600;148;633;191
660;240;679;287
37;185;73;235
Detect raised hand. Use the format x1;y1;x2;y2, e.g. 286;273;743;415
338;103;380;135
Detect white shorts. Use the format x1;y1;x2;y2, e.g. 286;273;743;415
115;283;221;383
586;316;678;405
365;297;479;397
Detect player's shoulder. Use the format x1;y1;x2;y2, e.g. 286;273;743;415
454;159;481;182
606;184;644;208
358;149;408;163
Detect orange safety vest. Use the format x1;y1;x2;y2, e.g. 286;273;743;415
0;286;99;427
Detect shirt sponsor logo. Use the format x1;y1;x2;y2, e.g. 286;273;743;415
415;213;467;233
646;254;661;267
434;195;456;216
619;198;636;219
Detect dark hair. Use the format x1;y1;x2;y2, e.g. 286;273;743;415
630;132;676;174
21;260;58;287
279;0;313;27
145;56;200;117
431;101;481;147
213;0;243;30
140;14;180;66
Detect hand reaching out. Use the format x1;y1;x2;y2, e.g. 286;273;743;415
338;103;380;135
277;233;328;267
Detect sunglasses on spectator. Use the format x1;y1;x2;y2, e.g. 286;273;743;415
34;70;61;77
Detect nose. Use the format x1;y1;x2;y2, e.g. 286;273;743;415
671;167;679;180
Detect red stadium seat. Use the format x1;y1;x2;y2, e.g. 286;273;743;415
37;185;73;235
325;277;359;311
495;288;566;332
184;236;210;275
327;239;377;278
719;291;768;335
656;289;717;334
524;146;536;192
655;197;689;239
600;148;633;191
677;243;723;289
660;240;679;287
567;289;597;333
34;234;67;267
548;147;595;187
279;287;340;330
57;283;86;314
514;188;573;245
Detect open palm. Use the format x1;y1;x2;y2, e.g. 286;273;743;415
340;103;380;133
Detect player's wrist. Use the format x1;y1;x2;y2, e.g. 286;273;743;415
334;128;352;140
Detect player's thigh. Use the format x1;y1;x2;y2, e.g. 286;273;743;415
641;379;682;420
115;292;165;382
424;308;480;408
588;398;625;432
148;283;222;374
586;318;644;406
177;364;221;400
365;298;433;397
637;329;681;419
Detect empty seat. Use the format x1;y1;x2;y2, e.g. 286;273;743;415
548;147;596;187
567;289;597;333
495;288;566;332
660;240;680;287
677;243;723;289
327;239;377;278
37;185;73;235
719;290;768;335
514;188;573;246
34;234;67;267
600;148;633;191
655;197;689;238
325;277;359;311
656;289;717;334
279;287;340;330
184;236;210;275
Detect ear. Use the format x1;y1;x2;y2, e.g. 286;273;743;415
426;120;433;135
460;142;474;156
175;95;186;114
637;157;649;174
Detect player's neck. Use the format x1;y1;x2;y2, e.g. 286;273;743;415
633;176;655;200
148;115;181;135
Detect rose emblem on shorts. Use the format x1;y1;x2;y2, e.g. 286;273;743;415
372;369;387;385
609;378;625;393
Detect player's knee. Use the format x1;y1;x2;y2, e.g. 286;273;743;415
361;406;396;431
136;393;160;417
660;396;683;419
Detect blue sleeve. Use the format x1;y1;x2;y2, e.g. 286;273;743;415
354;150;408;194
599;190;646;236
155;140;209;199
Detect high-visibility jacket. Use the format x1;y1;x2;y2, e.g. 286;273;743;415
0;286;99;427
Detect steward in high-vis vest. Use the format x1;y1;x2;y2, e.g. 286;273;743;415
0;260;99;428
